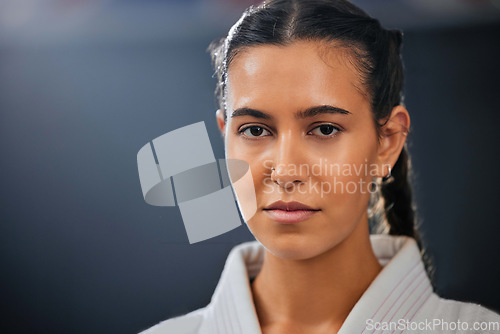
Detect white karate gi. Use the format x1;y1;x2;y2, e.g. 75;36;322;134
140;235;500;333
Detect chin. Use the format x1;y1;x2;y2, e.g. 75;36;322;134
251;229;339;261
246;211;357;261
268;247;322;261
272;239;336;260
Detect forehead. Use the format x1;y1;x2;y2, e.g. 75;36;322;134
226;40;368;111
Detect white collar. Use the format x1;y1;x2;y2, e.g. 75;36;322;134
205;234;433;334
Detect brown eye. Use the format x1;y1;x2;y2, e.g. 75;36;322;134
320;125;334;135
309;124;340;137
250;126;263;136
241;126;271;138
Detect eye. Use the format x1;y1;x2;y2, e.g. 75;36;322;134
308;124;341;137
239;125;272;138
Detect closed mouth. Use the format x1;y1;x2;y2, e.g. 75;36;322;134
264;200;320;212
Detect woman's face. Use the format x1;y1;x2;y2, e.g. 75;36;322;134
218;40;393;260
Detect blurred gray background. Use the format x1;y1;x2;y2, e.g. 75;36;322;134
1;0;499;333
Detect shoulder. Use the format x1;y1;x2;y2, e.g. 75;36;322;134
416;293;500;333
436;295;500;322
138;307;207;334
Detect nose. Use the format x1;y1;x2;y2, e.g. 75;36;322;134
270;130;307;189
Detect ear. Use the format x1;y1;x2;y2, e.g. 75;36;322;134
215;109;226;138
376;105;410;177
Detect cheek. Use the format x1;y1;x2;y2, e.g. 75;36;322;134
225;131;274;179
324;148;378;195
317;132;379;224
224;136;266;222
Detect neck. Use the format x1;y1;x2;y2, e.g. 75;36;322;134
250;217;382;332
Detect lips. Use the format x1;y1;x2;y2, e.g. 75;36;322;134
263;200;320;224
264;200;318;211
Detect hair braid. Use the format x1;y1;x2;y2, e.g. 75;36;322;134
379;144;435;285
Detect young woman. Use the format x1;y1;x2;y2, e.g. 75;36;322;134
141;0;500;333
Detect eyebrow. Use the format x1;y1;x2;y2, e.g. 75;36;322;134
230;105;352;120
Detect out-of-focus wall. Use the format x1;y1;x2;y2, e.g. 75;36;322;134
1;1;499;333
